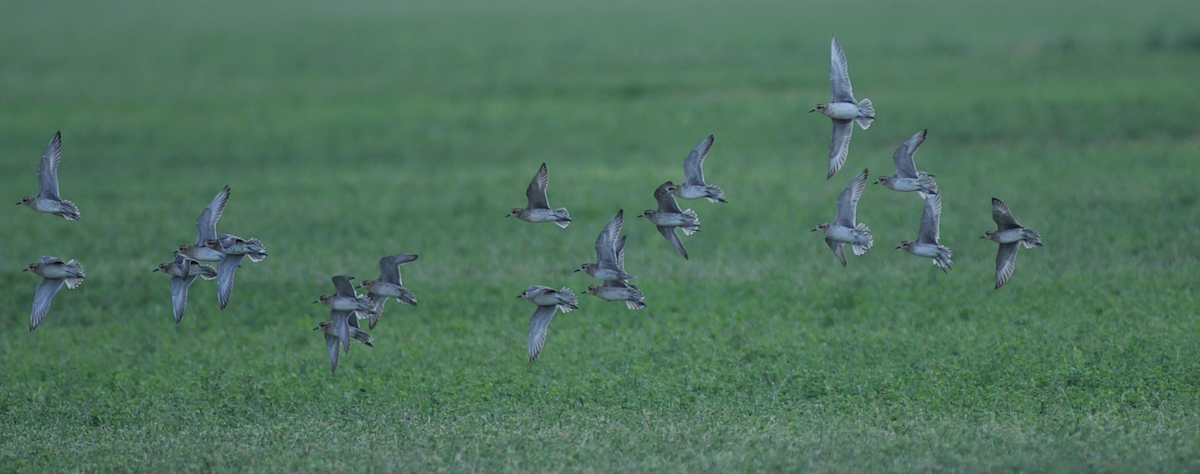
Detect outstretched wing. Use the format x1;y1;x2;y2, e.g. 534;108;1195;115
525;163;551;210
170;275;197;324
30;278;66;330
657;226;688;260
834;168;868;227
827;120;853;179
37;131;63;200
995;243;1020;289
324;331;341;374
331;275;356;298
195;186;230;244
893;129;926;178
681;135;714;186
653;181;683;214
528;305;558;361
991;198;1021;230
379;253;418;285
332;310;352;354
825;238;847;267
594;210;623;268
829;36;855;103
216;254;245;310
917;193;942;244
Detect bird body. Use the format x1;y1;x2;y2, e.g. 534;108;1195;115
17;131;80;220
508;163;571;228
25;255;85;330
814;168;873;266
810;36;875;179
519;285;578;361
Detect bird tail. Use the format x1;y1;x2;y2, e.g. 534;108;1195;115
1021;228;1043;248
396;287;418;307
705;185;727;204
852;223;873;255
197;264;218;280
856;98;875;130
553;208;571;228
917;174;939;199
350;327;374;347
62;259;86;289
680;209;701;235
625;285;646;310
59;200;81;220
245;238;268;262
556;287;578;313
932;245;953;273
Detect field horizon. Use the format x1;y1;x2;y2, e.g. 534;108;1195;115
2;0;1199;472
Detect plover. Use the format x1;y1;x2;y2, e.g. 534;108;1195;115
24;255;85;330
639;182;700;259
982;198;1042;289
518;285;578;361
17;131;80;220
359;253;419;329
875;129;938;198
672;135;726;203
810;36;875;179
897;193;952;272
508;163;571;228
813;168;873;266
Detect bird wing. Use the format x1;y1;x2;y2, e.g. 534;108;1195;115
614;235;628;273
918;193;942;244
682;135;714;186
216;254;245;310
834;168;868;228
594;210;623;268
893;129;926;178
829;36;855;103
379;253;418;285
654;182;683;214
30;278;66;330
528;304;558;361
825;238;847;267
995;243;1020;289
331;275;356;298
170;275;197;324
195;186;230;244
324;331;341;374
657;226;688;260
37;131;63;200
332;310;352;354
991;198;1022;230
525;163;551;210
827;120;853;180
39;255;65;265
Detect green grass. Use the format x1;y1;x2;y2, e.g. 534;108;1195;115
2;0;1200;471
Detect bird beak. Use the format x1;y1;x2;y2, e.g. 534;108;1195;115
807;108;816;113
21;268;28;272
312;300;320;304
312;326;320;331
895;245;902;249
504;213;511;218
572;268;580;273
515;294;523;298
14;202;21;205
810;228;818;232
978;235;985;239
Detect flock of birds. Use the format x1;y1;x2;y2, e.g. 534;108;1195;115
15;36;1044;371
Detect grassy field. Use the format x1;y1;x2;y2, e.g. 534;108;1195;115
2;0;1200;471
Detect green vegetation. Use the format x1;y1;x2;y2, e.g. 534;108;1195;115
2;0;1199;471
